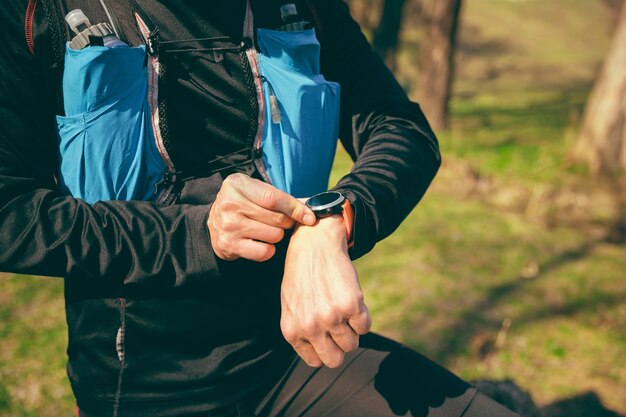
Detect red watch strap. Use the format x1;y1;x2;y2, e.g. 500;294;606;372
341;198;354;248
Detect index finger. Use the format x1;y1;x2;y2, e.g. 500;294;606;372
237;177;316;225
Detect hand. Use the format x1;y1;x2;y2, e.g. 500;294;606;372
280;215;372;368
208;173;316;262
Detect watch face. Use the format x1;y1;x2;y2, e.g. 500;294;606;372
306;191;345;218
307;191;343;208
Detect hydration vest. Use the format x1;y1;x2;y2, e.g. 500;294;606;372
27;0;340;203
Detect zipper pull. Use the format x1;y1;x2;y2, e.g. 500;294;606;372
260;75;281;124
269;94;281;124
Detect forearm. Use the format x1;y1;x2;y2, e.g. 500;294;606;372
333;102;440;259
315;0;441;259
0;178;219;291
281;214;371;368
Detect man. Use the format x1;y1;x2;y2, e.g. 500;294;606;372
0;0;520;416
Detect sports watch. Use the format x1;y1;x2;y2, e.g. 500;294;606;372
305;191;354;247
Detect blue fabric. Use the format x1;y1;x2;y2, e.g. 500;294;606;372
56;44;166;204
257;28;340;198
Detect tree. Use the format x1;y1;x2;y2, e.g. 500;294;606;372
372;0;410;70
417;0;463;132
571;3;626;175
346;0;382;35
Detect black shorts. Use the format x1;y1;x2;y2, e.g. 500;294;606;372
80;332;520;417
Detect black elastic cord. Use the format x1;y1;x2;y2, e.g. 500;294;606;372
158;36;231;45
160;45;242;54
158;36;242;54
156;147;258;191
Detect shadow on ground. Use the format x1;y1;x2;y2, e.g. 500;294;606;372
459;183;626;416
401;175;626;358
475;380;624;417
406;225;626;364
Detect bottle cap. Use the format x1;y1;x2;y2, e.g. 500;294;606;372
65;9;91;34
280;4;298;21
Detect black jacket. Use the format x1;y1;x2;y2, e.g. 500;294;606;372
0;1;440;415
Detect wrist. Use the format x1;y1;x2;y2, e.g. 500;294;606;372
292;214;347;249
305;191;354;249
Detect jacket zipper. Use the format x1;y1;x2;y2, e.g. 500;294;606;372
134;13;177;203
244;47;272;183
25;0;38;56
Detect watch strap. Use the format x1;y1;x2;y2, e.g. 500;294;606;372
341;198;354;249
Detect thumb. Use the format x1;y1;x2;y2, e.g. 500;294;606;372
296;197;316;225
237;177;316;225
290;198;316;226
262;189;315;226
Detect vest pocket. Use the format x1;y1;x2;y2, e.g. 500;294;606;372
257;28;340;198
56;44;166;204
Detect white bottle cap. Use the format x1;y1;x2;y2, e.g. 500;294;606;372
65;9;91;35
280;4;298;20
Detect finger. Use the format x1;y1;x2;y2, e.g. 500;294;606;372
241;205;296;229
309;334;345;368
292;340;323;368
235;239;276;262
329;324;360;353
237;218;286;244
235;177;316;225
348;307;372;336
214;191;295;230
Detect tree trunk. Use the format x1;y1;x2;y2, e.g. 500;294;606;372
571;3;626;176
372;0;408;71
346;0;382;35
417;0;463;132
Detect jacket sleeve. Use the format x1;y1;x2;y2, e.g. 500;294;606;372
314;0;441;259
0;3;220;293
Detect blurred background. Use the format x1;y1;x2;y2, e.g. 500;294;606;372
1;0;625;416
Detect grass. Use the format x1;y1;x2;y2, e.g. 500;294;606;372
2;0;625;415
0;275;71;417
351;0;626;413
